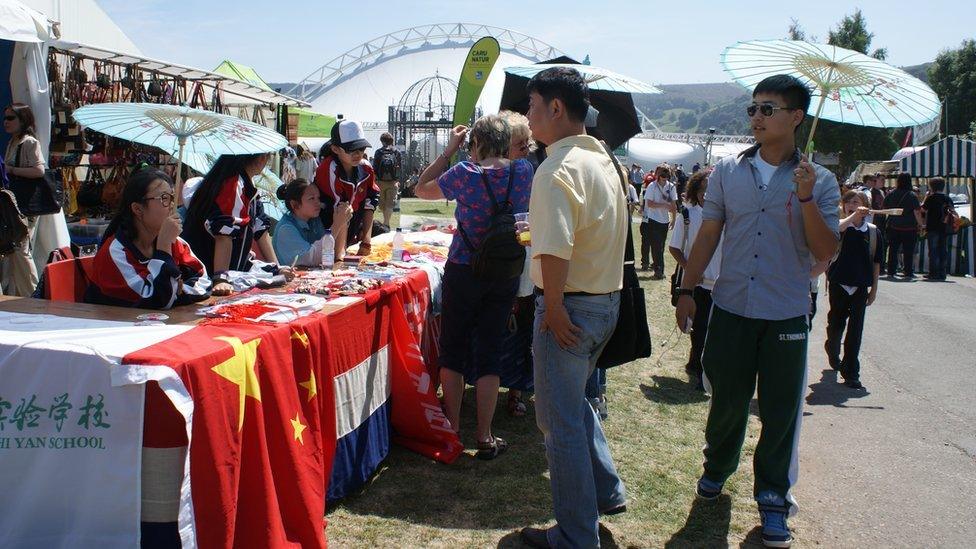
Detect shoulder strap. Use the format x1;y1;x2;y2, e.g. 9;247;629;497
477;165;499;212
503;161;515;204
14;142;23;168
597;140;635;265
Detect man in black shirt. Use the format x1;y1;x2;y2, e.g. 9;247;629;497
882;173;923;278
921;177;956;280
825;191;884;390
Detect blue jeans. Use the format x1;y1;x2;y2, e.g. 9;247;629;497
927;232;948;278
584;368;606;399
533;292;626;548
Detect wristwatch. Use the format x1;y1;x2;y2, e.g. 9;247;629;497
677;288;694;297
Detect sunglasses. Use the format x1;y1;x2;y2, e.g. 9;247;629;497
746;103;795;117
3;115;17;122
143;192;175;208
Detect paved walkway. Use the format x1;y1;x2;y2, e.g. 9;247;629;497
795;275;976;547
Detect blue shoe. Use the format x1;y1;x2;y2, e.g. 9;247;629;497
695;477;723;500
759;506;793;548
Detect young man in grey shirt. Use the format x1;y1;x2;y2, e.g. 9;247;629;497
675;75;840;548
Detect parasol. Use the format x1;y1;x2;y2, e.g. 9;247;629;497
721;39;941;152
72;103;287;205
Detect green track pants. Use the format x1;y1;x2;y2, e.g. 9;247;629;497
701;306;808;508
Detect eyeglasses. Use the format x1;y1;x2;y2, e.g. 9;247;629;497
746;103;795;117
143;192;175;208
3;115;16;122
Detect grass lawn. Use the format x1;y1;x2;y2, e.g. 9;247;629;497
326;215;771;548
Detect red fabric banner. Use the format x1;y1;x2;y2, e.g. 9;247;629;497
127;323;327;548
126;268;459;547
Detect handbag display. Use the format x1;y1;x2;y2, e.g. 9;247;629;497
6;142;64;216
596;142;652;369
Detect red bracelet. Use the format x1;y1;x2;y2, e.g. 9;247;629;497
797;194;814;203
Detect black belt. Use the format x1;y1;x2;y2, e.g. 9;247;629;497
533;287;609;297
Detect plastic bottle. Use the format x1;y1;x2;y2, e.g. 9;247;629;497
391;228;405;261
321;229;335;269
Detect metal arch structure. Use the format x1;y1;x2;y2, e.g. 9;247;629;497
287;23;565;103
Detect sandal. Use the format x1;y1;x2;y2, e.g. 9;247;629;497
476;436;508;460
507;392;527;417
355;242;372;257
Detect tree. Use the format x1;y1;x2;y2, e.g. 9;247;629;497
928;40;976;137
827;9;887;60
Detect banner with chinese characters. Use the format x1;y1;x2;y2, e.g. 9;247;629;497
0;314;183;547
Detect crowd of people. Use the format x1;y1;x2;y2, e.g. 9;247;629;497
0;64;966;549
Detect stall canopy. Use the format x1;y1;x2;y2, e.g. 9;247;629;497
898;136;976;178
0;0;49;42
50;41;309;108
212;59;336;136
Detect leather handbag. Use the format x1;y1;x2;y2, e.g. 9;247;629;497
670;207;690;306
6;143;64;216
596;142;652;369
0;188;29;257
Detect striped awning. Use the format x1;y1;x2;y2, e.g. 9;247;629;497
899;136;976;178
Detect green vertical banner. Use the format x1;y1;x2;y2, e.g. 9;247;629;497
452;36;500;128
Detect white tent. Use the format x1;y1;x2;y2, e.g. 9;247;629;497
18;0;142;55
623;138;703;171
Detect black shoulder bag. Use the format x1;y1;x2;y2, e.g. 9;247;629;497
6;142;64;216
670;206;691;306
597;144;652;369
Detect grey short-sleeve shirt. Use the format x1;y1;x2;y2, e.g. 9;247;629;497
702;145;840;321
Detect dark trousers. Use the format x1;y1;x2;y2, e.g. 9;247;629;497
639;221;651;268
701;307;808;503
886;228;917;276
874;215;887;271
824;282;868;382
686;286;713;379
927;232;949;278
643;220;669;275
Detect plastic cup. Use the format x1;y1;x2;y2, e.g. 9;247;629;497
514;213;530;243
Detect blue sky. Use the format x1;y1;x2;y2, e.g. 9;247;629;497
100;0;974;85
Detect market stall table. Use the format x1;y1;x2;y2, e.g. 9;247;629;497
0;265;459;548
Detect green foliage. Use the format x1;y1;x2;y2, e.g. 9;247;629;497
827;9;886;60
928;40;976;136
797;118;898;174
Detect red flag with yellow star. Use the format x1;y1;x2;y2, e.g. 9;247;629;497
126;323;326;548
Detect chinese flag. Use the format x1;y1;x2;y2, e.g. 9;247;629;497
127;323;326;548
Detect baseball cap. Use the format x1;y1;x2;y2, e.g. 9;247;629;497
330;120;371;152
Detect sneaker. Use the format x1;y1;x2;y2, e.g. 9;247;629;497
588;396;609;421
695;477;723;500
759;507;793;547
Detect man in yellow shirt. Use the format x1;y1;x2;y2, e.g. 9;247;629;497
519;67;629;549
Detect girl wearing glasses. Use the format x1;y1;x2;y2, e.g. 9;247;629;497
86;168;211;309
1;103;43;296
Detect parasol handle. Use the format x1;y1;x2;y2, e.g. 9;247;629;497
174;137;186;208
805;65;836;155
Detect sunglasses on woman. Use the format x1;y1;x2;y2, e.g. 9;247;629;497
143;192;175;208
746;103;795;117
3;115;17;121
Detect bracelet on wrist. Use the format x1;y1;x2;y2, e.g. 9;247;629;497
677;288;694;297
797;194;814;203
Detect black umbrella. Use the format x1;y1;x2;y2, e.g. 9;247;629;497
498;58;646;150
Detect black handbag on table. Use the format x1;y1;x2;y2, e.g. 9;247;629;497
6;142;64;216
596;143;652;369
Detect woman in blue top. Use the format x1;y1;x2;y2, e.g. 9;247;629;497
272;178;329;267
414;114;533;460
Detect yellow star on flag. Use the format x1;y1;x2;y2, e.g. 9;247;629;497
299;370;317;403
211;336;262;431
291;413;307;445
291;329;309;348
